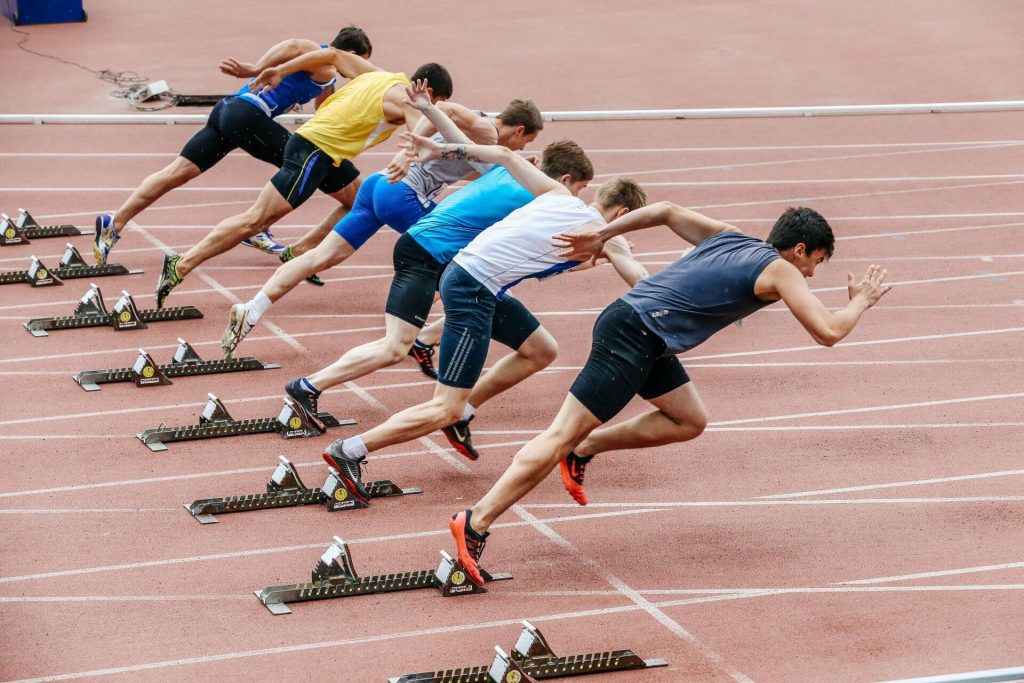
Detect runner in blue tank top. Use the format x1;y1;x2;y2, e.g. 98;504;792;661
446;201;893;585
92;27;371;266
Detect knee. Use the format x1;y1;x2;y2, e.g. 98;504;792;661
520;333;558;369
382;338;414;365
669;408;707;441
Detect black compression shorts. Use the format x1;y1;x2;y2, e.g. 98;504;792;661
268;132;360;208
180;97;292;172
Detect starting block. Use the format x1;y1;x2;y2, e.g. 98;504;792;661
0;209;88;246
24;283;202;336
137;393;355;452
184;455;421;523
256;535;512;615
0;245;141;287
74;338;280;391
389;621;668;682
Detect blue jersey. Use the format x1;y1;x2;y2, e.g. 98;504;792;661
233;44;336;118
621;231;780;355
407;166;534;264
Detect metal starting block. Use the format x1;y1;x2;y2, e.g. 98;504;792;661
1;245;141;287
184;455;421;523
0;209;89;246
24;283;202;336
389;620;668;682
74;338;280;391
255;536;512;615
137;393;355;452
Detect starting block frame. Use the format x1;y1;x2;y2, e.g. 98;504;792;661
137;393;354;452
389;621;668;682
0;209;89;246
184;455;421;523
256;536;512;615
0;245;140;287
74;338;280;391
24;283;202;336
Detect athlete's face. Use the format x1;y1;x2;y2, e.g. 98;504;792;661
787;245;828;277
499;126;539;152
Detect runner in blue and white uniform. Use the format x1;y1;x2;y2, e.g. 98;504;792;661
93;27;371;266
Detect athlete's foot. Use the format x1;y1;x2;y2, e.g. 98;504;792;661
448;510;488;585
284;377;325;432
407;340;437;379
278;245;325;286
221;303;254;359
93;214;119;266
442;415;480;461
322;440;370;504
154;253;183;309
559;451;593;506
242;230;286;255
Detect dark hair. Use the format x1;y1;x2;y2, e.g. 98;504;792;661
540;139;593;182
331;26;372;57
411;63;453;99
595;178;647;211
767;206;835;259
497;99;544;134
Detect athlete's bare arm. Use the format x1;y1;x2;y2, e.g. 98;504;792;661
400;132;561;197
760;261;891;347
251;47;379;91
220;38;324;79
600;235;648;286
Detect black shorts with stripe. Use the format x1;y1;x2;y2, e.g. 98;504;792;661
269;133;360;208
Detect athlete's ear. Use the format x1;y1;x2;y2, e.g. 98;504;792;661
794;242;807;258
558;173;572;187
613;206;630;219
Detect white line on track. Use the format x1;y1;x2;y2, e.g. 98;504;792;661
0;508;176;514
837;562;1024;586
706;423;1024;431
0;595;251;603
760;470;1024;500
523;496;1024;509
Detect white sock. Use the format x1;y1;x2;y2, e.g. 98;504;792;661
246;290;272;325
342;435;369;460
460;403;475;421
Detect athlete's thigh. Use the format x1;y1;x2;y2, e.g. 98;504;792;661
490;296;541;350
224;102;291;168
180;103;233;172
645;379;706;426
269;135;335;208
372;180;430;234
331;174;385;250
436;264;498;390
384;234;443;328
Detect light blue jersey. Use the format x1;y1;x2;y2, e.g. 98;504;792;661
407;166;534;264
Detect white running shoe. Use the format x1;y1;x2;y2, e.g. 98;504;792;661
241;230;286;254
221;303;254;358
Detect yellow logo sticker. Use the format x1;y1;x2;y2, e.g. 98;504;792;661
36;268;48;279
506;672;522;683
141;366;155;378
118;310;132;323
288;416;302;430
4;228;14;238
451;570;465;585
334;487;348;502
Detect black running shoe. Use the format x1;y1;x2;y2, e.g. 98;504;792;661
323;440;370;504
442;415;480;461
407;341;437;379
560;451;594;506
285;377;325;432
278;245;325;286
154;253;183;309
448;509;487;585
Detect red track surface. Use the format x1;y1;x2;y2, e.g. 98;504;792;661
2;3;1023;682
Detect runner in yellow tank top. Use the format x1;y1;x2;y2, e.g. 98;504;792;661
153;50;454;309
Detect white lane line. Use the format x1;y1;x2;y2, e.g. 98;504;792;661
707;423;1024;431
761;470;1024;500
688;360;1024;367
0;508;665;584
513;505;753;683
0;508;176;514
0;595;250;603
811;269;1024;294
522;497;1024;509
624;175;1024;185
837;561;1024;586
521;584;1024;597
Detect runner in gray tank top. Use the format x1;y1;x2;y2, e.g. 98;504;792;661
446;200;893;586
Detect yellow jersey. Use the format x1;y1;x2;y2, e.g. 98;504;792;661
296;70;410;165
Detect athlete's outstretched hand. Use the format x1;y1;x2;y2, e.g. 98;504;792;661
220;58;257;78
249;66;283;94
553;228;606;262
848;264;893;308
404;79;432;112
384;149;414;184
398;131;444;164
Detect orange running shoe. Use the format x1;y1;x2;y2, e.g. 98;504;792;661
559;452;593;506
448;510;487;585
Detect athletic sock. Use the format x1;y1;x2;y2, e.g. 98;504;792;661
341;435;368;460
246;291;272;325
413;338;432;350
460;403;475;422
299;377;321;397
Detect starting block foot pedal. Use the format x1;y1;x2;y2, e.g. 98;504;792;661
321;466;423;511
52;243;140;280
0;255;64;286
0;213;29;246
14;208;87;239
25;283;202;336
255;538;512;614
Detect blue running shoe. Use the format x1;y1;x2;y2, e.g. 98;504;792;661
93;214;119;266
242;230;286;255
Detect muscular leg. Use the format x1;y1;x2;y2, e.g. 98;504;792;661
574;382;707;457
113;156;201;231
470;394;601;533
290;178;361;256
262;232;356;302
359;383;472;452
176;182;292;277
467;325;557;409
417;313;446;346
306;313;422;390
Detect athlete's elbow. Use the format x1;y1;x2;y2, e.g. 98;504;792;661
813;328;842;347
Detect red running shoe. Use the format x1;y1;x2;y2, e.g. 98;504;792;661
442;416;480;461
448;509;487;585
407;341;437;379
559;452;593;506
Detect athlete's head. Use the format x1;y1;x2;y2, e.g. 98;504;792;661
495;99;544;151
331;26;372;58
767;206;834;277
540;139;593;196
593;178;647;221
411;63;453;103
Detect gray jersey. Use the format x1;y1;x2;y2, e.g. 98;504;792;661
621;231;780;355
401;134;492;206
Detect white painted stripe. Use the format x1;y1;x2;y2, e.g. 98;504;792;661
877;665;1024;683
838;562;1024;586
522;496;1024;509
519;584;1024;597
0;594;250;603
706;423;1024;431
811;270;1024;294
761;470;1024;500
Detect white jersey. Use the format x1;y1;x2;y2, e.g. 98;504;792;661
453;192;602;298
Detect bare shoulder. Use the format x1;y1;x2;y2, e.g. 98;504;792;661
754;257;800;301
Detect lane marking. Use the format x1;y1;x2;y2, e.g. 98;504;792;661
761;470;1024;500
0;508;175;514
837;562;1024;586
522;496;1024;509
